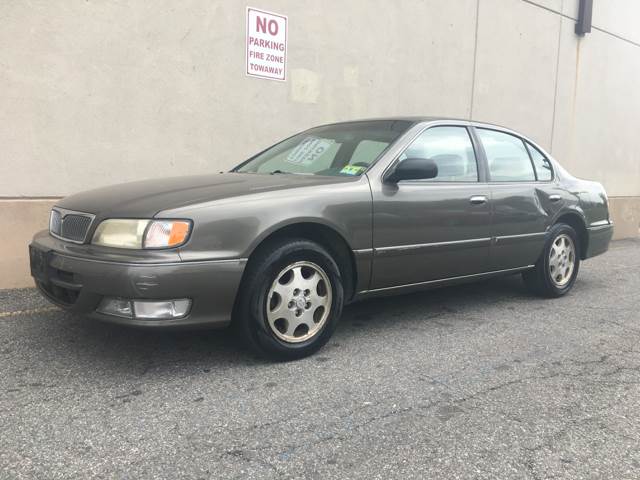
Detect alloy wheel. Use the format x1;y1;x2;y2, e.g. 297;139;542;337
549;234;575;287
266;261;333;343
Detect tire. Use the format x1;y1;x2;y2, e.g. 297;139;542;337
233;238;344;360
523;222;581;298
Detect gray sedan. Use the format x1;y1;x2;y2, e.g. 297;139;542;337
29;118;613;359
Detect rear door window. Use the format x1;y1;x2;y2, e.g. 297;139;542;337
477;129;535;182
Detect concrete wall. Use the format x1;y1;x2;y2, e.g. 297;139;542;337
2;0;639;288
1;199;57;289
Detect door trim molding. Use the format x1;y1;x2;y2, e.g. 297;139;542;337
374;232;547;256
374;237;492;257
353;248;374;257
493;232;547;244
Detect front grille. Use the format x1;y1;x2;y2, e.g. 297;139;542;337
49;208;95;243
61;215;92;242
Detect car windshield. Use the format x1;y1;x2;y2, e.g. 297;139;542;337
234;120;412;177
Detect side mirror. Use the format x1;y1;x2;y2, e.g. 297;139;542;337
385;158;438;183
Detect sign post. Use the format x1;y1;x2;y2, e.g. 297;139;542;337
246;7;288;81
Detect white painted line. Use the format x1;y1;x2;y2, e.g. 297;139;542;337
0;306;59;318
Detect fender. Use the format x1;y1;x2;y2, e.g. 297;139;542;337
549;204;587;231
244;216;355;258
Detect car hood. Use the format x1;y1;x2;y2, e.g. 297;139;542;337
56;172;357;218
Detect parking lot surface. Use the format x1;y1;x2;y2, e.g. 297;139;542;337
1;240;639;479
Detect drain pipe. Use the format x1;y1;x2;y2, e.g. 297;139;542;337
575;0;593;36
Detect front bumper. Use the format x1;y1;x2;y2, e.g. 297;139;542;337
29;231;246;328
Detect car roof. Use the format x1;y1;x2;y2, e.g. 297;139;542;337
314;117;546;156
318;116;511;130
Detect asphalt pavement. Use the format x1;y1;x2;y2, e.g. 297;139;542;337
1;240;639;479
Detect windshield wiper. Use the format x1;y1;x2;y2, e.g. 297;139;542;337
270;170;290;175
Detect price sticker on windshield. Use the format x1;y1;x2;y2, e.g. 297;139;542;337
286;137;333;166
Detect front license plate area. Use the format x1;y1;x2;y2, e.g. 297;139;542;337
29;245;50;283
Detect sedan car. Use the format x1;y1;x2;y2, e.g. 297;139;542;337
30;117;614;359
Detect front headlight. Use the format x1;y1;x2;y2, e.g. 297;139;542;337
92;219;191;249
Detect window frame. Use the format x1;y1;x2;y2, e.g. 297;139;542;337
389;125;482;184
524;140;555;183
474;127;538;184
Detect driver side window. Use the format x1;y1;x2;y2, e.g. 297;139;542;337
400;126;479;182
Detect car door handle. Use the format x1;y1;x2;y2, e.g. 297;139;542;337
469;195;488;205
549;194;562;202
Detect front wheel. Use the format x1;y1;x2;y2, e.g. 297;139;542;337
523;223;580;298
234;239;344;360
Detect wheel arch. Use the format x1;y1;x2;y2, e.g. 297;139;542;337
242;220;358;302
554;211;589;259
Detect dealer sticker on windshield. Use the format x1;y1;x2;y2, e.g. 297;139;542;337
339;165;366;175
286;136;333;166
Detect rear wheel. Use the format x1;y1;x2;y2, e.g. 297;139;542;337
523;223;580;297
234;239;344;360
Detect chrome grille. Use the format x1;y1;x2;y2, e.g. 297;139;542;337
49;208;95;243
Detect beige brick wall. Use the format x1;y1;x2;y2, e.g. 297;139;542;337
2;200;57;289
609;197;640;240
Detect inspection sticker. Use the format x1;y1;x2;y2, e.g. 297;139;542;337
340;165;366;175
286;137;333;166
246;7;287;81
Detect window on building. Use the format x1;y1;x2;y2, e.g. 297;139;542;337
399;126;478;182
477;129;535;182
